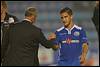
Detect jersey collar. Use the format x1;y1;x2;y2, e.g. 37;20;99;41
65;24;76;34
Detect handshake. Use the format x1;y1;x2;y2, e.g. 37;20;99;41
48;33;59;50
48;33;56;40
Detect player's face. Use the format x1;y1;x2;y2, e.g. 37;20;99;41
60;12;72;27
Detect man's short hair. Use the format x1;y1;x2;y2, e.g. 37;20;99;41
25;7;37;17
1;1;7;9
60;7;73;16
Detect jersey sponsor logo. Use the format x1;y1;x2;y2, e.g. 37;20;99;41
62;38;80;44
74;31;80;36
66;38;72;44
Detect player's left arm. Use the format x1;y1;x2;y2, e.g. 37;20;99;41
80;28;89;64
80;43;88;64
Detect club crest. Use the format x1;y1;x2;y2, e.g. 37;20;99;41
74;31;80;36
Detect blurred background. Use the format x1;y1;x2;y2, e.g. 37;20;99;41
7;1;99;66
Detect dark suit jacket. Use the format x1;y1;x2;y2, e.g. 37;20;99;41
2;20;54;66
92;5;99;35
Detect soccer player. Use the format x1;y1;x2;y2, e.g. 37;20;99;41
48;7;88;66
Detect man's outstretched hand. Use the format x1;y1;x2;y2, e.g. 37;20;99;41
48;33;56;40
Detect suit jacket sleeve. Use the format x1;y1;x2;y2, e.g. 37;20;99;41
37;29;54;48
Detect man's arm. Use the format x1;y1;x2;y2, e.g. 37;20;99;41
80;43;88;64
38;30;59;50
48;33;59;50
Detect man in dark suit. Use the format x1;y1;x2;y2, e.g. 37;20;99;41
92;1;99;36
2;7;57;66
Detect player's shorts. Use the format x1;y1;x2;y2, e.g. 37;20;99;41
57;58;80;66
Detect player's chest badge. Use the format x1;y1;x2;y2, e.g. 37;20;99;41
74;31;80;36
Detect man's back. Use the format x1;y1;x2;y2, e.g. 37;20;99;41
2;7;55;66
2;20;43;66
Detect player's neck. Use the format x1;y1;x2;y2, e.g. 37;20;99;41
67;22;74;30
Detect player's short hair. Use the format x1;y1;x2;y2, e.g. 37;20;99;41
1;1;8;9
60;7;73;16
25;7;37;17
